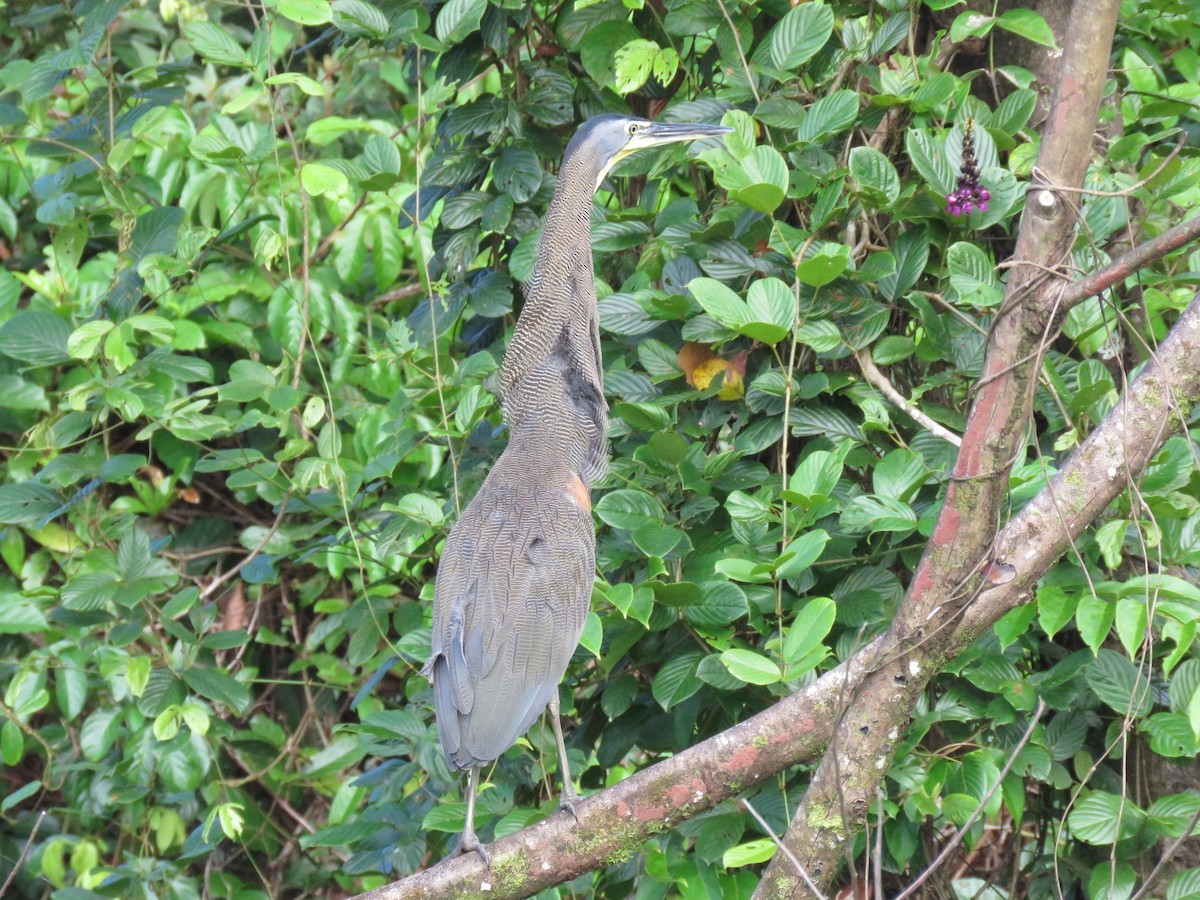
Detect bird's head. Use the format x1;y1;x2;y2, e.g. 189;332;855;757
563;113;732;192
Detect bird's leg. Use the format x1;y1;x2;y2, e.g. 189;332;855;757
455;766;490;864
549;693;581;820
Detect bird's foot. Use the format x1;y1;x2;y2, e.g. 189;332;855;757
450;831;490;865
558;788;583;823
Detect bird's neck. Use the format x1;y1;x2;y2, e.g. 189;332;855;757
535;153;599;279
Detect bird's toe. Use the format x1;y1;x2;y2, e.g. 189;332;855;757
451;831;490;865
559;790;583;822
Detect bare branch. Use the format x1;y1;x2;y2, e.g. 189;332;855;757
854;350;962;447
1058;213;1200;311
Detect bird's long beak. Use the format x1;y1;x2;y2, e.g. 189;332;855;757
629;121;733;150
598;120;732;189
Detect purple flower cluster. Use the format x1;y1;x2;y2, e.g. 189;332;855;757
947;120;990;216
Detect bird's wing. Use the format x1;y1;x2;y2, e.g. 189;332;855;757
430;477;594;768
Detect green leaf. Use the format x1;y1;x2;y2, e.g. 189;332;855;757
996;8;1059;49
849;146;901;207
1114;597;1146;658
765;2;834;71
947;241;1001;306
991;88;1038;135
797;90;860;143
1068;791;1143;844
183;22;248;66
795;243;850;287
775;529;829;578
61;572;118;611
906;128;955;195
1075;593;1114;654
333;0;390;38
787;448;846;501
80;707;122;761
2;780;42;813
720;648;781;685
595;489;665;531
1;720;23;766
182;667;252;715
840;495;917;534
435;0;487;44
1142;713;1200;758
743;278;794;344
723;838;778;867
1167;867;1200;900
493;148;544;204
1086;649;1152;717
1146;793;1200;838
579;611;602;658
684;581;749;628
579;20;640;88
880;225;929;301
602;675;638;719
873;335;915;364
422;802;466;832
949;10;996;42
67;320;115;360
276;0;333;25
301;163;350;198
265;72;327;96
55;659;87;722
688;277;750;329
1036;583;1076;639
782;596;835;670
0;482;61;525
614;39;658;94
730;145;789;212
0;310;71;365
362;135;401;177
652;651;704;709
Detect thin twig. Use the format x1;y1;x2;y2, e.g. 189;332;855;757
1027;134;1184;199
874;789;884;900
740;799;830;900
1128;803;1200;900
0;810;46;895
713;0;761;105
854;350;963;446
199;497;290;602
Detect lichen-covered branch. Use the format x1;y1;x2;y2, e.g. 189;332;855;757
753;1;1125;895
1058;213;1200;311
350;651;870;900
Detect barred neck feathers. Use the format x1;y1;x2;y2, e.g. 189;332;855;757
527;148;599;302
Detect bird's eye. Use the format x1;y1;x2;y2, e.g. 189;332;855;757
628;123;639;135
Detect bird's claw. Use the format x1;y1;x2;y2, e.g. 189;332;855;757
559;789;583;823
451;833;490;865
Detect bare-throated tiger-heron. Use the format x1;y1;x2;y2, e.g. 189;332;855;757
423;114;731;861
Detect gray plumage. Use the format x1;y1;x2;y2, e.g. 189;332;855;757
422;113;731;861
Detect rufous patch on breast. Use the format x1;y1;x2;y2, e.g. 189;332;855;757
566;474;591;512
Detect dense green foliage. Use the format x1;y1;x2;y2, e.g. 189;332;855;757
2;0;1200;896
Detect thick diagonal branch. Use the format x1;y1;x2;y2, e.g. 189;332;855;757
753;1;1124;895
